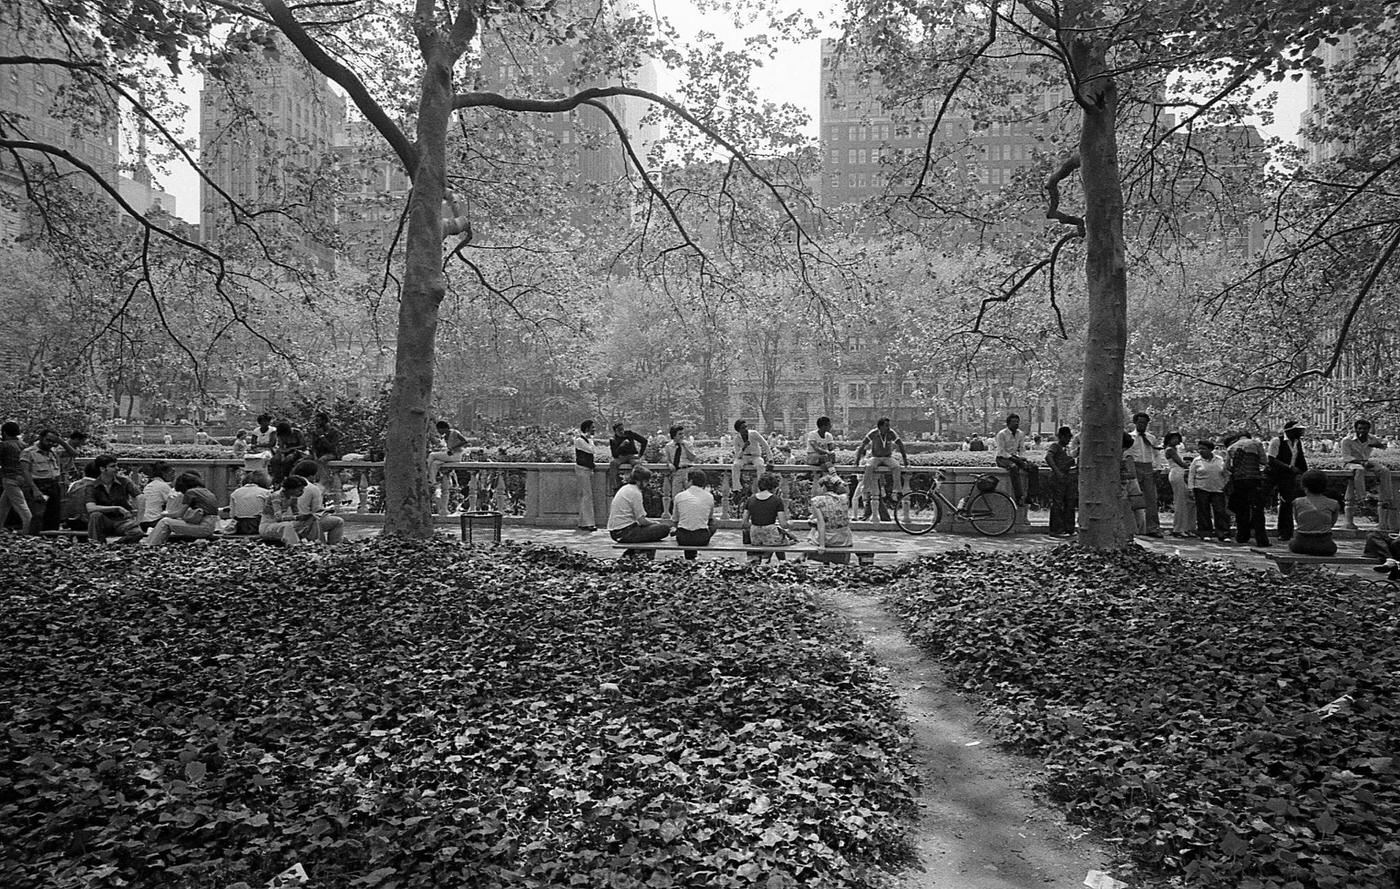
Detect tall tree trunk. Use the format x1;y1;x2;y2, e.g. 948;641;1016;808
382;60;453;537
1073;33;1131;548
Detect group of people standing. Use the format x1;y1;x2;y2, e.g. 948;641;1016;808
1136;415;1395;555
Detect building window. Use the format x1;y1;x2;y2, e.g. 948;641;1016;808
857;149;867;165
847;125;857;141
848;148;857;164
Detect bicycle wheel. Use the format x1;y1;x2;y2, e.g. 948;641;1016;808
894;490;942;535
964;490;1017;536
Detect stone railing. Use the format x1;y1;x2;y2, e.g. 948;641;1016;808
326;459;1031;531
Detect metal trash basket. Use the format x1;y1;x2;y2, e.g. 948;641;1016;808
461;510;503;545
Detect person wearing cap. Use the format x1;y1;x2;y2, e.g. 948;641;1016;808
1188;439;1231;542
1266;420;1309;541
1340;418;1395;531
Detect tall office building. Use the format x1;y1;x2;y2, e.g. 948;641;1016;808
0;3;121;241
198;35;345;266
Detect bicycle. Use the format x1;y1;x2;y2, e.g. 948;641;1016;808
893;470;1017;536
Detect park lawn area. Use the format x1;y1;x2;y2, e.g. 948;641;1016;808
0;538;916;889
866;546;1400;889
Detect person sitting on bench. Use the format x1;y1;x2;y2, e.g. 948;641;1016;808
743;472;791;563
142;471;220;546
85;455;144;543
607;465;670;558
671;468;715;561
808;474;853;564
1288;470;1339;557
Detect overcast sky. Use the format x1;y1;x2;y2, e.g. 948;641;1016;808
157;2;1304;222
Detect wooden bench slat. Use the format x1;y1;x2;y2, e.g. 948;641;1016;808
1250;547;1380;575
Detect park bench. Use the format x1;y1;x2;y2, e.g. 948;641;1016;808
40;529;90;541
611;543;899;566
1250;547;1379;576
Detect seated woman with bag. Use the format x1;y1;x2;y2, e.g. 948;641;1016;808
743;472;792;563
141;471;220;546
807;474;853;564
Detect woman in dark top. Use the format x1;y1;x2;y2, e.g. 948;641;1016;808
743;473;790;563
1289;469;1339;556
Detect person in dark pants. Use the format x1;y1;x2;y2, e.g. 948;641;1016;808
1226;431;1269;547
1044;425;1077;535
1189;440;1231;541
1266;420;1308;541
606;422;648;493
671;469;716;560
21;429;69;533
1289;470;1339;557
607;465;670;558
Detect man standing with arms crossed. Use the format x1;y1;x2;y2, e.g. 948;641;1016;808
855;418;909;522
1127;411;1164;537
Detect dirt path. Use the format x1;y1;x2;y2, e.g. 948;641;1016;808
820;587;1119;888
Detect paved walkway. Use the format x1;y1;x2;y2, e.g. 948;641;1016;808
348;518;1391;583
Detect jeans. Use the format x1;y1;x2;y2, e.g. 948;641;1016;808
1134;462;1159;533
674;526;713;560
1288;532;1337;557
574;466;595;528
610;521;671;558
1193;489;1230;539
1231;477;1269;545
142;515;218;546
1271;471;1301;539
731;455;765;491
995;456;1039;506
862;457;903;504
0;478;33;533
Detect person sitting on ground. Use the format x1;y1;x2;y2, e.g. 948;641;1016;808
803;416;837;479
142;471;220;546
0;421;32;534
62;463;101;531
260;475;318;547
293;459;345;544
1288;469;1340;558
139;461;177;531
268;419;307;485
671;468;716;561
229;470;273;535
744;472;792;563
1340;418;1396;531
607;465;671;558
85;455;144;543
607;422;649;493
730;418;771;495
808;473;853;564
194;427;209;445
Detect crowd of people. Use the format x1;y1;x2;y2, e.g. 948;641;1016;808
0;415;347;547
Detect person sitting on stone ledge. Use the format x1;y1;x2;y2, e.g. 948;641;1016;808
85;455;143;543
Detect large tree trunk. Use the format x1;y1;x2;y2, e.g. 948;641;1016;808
1072;33;1132;549
382;60;454;537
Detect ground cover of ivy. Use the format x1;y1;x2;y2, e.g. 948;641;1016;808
0;538;916;889
869;546;1400;888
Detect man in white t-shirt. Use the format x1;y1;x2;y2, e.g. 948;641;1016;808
607;465;671;558
293;459;344;544
802;416;836;478
671;469;715;560
229;470;272;535
731;419;771;492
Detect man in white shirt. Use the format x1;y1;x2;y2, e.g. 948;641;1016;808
993;413;1039;510
1126;411;1163;537
671;469;715;560
293;460;344;544
229;470;272;535
1340;418;1395;530
731;419;771;492
607;465;671;557
802;416;836;479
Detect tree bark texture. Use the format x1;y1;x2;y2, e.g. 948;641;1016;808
1070;31;1132;548
382;58;454;537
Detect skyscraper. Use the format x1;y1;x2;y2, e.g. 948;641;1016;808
198;36;345;266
